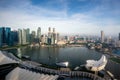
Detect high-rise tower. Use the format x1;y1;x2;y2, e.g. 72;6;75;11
53;28;55;33
51;28;56;44
37;27;41;39
5;27;11;45
101;31;104;43
48;27;51;38
18;29;27;45
119;33;120;41
47;27;52;45
0;27;12;46
18;29;22;44
26;28;30;43
0;27;3;47
49;27;51;32
22;29;27;44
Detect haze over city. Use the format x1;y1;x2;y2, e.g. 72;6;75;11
0;0;120;36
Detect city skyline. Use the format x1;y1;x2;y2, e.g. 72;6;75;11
0;0;120;36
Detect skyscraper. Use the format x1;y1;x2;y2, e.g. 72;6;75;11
49;27;51;32
101;31;104;43
53;28;55;33
22;29;27;44
56;33;59;42
51;28;56;44
31;31;36;39
1;27;6;44
0;27;11;46
9;31;15;46
119;33;120;41
11;31;18;45
0;27;3;47
18;29;22;44
18;29;27;45
48;27;52;45
48;27;51;38
41;34;47;44
37;27;41;41
26;28;30;43
30;31;36;43
5;27;11;45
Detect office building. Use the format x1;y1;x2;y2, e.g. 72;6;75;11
1;27;6;45
101;31;104;43
51;28;56;44
41;34;47;44
48;27;51;32
0;27;3;47
9;31;15;46
37;27;41;39
29;31;36;43
119;33;120;40
5;27;11;45
22;29;27;44
31;31;36;39
51;33;55;44
26;28;30;43
18;29;27;45
64;36;69;41
0;27;11;46
48;27;52;38
18;29;22;44
53;28;55;33
10;31;18;45
48;27;52;45
56;33;59;42
47;38;51;45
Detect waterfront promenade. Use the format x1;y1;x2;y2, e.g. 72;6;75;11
2;51;106;80
2;46;119;79
20;61;105;80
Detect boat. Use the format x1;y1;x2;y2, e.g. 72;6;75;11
74;66;79;70
22;55;31;60
56;61;69;67
90;46;95;49
85;55;107;72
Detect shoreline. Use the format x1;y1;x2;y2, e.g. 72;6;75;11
0;44;85;50
0;44;30;50
1;44;120;64
1;45;120;79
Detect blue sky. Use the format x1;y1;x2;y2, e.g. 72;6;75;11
0;0;120;36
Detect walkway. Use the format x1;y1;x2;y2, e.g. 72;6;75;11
20;61;105;80
2;51;106;80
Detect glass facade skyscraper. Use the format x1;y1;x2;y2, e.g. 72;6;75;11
5;27;11;45
37;27;41;39
26;28;30;43
0;28;3;47
0;27;11;47
22;29;27;44
119;33;120;41
9;31;18;46
2;27;6;44
0;27;60;47
18;29;22;44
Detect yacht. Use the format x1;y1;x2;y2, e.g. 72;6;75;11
56;61;69;67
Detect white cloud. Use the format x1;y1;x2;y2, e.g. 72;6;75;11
0;0;120;36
